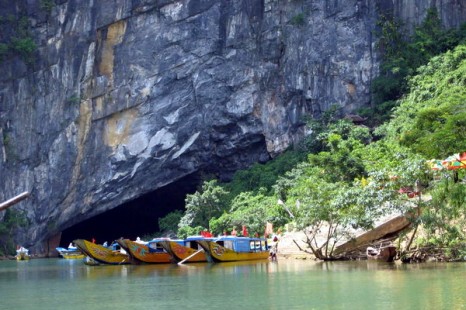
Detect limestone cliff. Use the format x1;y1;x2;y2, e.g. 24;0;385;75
0;0;465;254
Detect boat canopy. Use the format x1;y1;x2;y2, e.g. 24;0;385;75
214;236;267;253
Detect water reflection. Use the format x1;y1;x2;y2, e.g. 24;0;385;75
1;258;466;309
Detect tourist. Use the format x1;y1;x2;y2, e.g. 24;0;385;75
269;236;279;261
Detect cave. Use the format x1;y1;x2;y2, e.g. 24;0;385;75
59;173;202;247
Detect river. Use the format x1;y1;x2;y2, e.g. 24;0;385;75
0;258;465;309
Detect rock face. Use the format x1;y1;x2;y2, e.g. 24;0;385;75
0;0;465;253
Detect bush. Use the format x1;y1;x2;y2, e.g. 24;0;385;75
12;37;36;64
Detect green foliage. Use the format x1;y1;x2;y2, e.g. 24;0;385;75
306;125;368;183
209;189;287;237
2;130;20;162
416;177;466;252
158;210;183;234
0;209;28;256
0;15;37;65
0;43;9;61
178;180;229;231
170;21;466;260
290;13;305;26
272;157;418;259
177;225;204;239
303;106;368;153
11;37;37;64
40;0;55;13
271;119;432;259
383;44;466;159
224;149;305;198
66;95;81;104
368;9;466;126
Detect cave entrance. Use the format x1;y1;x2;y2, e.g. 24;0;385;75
60;173;201;247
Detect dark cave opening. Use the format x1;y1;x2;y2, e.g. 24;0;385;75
60;173;201;247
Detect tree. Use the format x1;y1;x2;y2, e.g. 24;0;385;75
209;189;287;237
382;44;466;159
158;210;183;235
0;209;28;256
366;9;466;125
178;180;229;232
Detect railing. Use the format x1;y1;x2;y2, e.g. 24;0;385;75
0;191;29;212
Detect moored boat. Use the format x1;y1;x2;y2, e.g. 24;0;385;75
197;236;269;262
73;239;130;265
56;243;85;259
15;246;30;261
159;236;209;264
116;238;173;264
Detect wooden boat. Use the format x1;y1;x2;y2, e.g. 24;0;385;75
159;236;209;263
366;245;397;262
116;238;175;264
197;236;269;262
15;246;30;261
56;244;85;259
73;239;130;265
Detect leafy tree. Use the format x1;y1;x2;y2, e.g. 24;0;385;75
224;149;305;198
178;180;229;232
274;121;430;260
366;9;466;125
0;209;28;256
209;189;287;237
275;164;360;259
382;44;466;159
158;210;183;235
419;175;466;247
177;225;205;239
0;15;37;65
376;43;466;260
11;37;36;64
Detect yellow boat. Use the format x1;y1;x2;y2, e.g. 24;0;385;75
116;238;173;264
61;252;85;259
15;246;30;261
73;239;129;265
197;236;270;262
56;244;85;259
159;236;208;263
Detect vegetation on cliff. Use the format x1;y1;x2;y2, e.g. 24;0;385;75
365;8;466;126
160;11;466;261
0;209;28;256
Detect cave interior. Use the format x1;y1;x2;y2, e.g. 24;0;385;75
60;173;201;247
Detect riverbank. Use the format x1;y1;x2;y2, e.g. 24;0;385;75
274;230;316;260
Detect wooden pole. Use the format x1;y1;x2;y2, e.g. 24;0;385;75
177;249;203;265
0;191;29;212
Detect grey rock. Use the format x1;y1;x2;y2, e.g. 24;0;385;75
0;0;464;254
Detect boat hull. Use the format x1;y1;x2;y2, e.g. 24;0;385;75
15;247;30;261
61;253;86;259
56;247;85;259
198;240;269;262
118;239;172;264
159;240;207;263
73;239;129;265
16;253;30;261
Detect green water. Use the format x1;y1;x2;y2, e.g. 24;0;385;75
0;258;465;309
